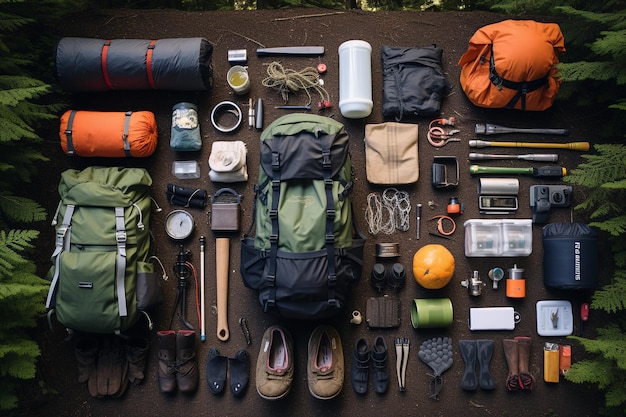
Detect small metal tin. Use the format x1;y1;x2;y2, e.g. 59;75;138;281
228;49;247;64
376;242;400;258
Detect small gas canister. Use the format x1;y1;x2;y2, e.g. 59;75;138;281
506;264;526;298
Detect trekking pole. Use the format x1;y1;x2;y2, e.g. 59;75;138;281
475;123;570;136
199;236;206;342
468;152;558;162
469;139;590;151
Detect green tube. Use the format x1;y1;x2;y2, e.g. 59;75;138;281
469;165;534;175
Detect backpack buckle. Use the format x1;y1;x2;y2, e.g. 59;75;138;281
116;230;127;244
55;226;69;246
327;298;340;308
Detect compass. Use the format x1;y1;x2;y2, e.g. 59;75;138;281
165;210;195;240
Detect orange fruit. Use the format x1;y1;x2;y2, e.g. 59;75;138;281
412;244;455;289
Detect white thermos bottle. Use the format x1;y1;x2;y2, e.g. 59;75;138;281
338;40;373;119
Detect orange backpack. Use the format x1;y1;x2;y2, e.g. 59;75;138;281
59;110;158;157
458;20;565;111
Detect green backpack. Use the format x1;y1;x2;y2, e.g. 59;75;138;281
241;114;365;319
45;167;160;334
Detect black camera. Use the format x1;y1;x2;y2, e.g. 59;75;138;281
530;185;572;223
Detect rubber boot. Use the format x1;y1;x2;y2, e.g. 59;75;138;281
125;337;150;384
502;339;521;391
176;330;199;393
515;336;535;391
157;330;177;394
74;335;99;397
458;340;478;391
477;340;496;390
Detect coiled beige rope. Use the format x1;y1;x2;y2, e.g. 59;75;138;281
262;61;330;105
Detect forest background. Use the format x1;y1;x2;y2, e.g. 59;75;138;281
1;0;625;415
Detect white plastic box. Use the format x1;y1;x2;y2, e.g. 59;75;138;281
464;219;532;257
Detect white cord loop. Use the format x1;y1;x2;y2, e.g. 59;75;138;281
366;188;412;235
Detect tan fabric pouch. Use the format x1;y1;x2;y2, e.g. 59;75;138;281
364;122;419;184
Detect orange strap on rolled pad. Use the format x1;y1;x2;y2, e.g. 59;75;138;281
101;40;113;90
146;40;157;89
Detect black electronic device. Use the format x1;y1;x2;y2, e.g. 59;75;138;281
530;185;572;223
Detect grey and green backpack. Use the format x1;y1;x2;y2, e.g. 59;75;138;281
241;114;365;319
45;167;161;334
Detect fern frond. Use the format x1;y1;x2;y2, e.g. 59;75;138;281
608;99;626;111
0;12;33;33
565;357;614;387
0;76;51;106
605;383;626;408
559;61;620;83
589;215;626;236
0;229;38;279
0;335;40;379
0;195;46;223
603;178;626;189
556;6;626;27
591;270;626;313
0;107;39;142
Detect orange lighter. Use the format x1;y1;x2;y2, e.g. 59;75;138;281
559;344;572;376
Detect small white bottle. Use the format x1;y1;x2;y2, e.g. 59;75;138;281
338;40;373;119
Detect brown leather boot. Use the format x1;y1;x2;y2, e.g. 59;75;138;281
515;336;535;391
176;330;198;393
502;339;521;391
157;330;177;394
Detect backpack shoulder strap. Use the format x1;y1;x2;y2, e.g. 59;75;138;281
115;206;129;317
45;204;75;309
322;145;339;308
265;150;281;310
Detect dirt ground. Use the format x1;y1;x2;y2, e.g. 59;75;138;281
13;7;606;417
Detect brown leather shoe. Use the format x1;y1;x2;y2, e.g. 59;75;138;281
307;325;344;400
256;325;294;400
502;338;521;391
157;330;177;394
176;330;198;393
515;336;535;391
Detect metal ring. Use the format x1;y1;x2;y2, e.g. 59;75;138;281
210;101;242;133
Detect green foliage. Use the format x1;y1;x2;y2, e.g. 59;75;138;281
0;0;65;411
564;143;626;414
564;144;626;235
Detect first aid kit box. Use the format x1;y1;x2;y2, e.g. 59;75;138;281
464;219;532;257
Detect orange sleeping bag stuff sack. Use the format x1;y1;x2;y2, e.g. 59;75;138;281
59;110;158;157
458;20;565;111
